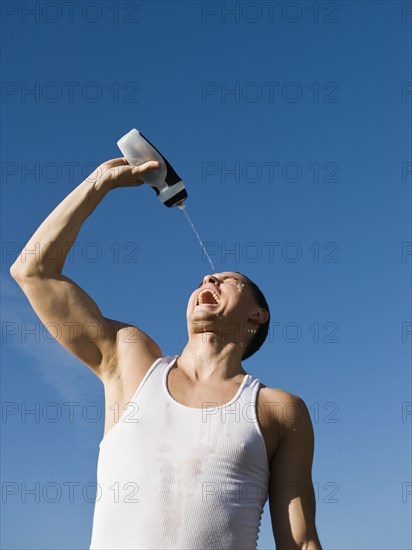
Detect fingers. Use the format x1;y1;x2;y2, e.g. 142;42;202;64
131;160;160;173
92;158;161;189
99;159;161;188
101;157;130;169
102;158;160;171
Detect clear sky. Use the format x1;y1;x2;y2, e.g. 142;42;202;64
1;1;411;548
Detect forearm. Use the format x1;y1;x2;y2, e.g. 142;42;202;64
11;175;110;278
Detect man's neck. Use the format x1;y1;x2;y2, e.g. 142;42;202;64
177;333;247;383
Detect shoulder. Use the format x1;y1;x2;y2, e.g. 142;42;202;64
257;383;312;437
257;382;305;411
101;318;162;381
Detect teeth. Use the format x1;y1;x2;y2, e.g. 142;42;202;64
197;289;220;305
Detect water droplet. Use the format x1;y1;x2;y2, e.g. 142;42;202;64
180;207;215;272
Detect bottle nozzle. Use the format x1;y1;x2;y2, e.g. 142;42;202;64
177;202;186;210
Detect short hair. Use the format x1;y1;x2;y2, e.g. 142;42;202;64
234;272;270;360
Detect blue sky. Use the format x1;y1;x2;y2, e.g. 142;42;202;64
1;1;411;548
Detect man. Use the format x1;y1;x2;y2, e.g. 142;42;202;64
10;158;322;549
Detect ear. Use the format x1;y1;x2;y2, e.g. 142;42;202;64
248;307;269;326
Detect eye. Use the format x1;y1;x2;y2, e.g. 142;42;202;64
223;276;246;292
223;277;238;284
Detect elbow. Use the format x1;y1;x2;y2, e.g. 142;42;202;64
294;529;322;550
9;262;39;284
10;262;22;281
302;539;322;550
9;263;28;287
10;254;59;280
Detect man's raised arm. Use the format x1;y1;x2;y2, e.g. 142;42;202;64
10;157;161;380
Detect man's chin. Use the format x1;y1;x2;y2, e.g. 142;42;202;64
189;309;220;328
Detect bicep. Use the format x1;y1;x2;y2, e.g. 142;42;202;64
269;397;320;548
15;274;117;372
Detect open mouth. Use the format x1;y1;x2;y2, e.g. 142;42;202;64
196;288;220;306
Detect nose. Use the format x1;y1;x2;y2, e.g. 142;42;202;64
202;274;220;286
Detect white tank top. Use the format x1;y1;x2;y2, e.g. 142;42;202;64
89;355;270;550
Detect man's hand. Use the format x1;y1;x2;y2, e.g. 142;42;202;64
88;157;160;192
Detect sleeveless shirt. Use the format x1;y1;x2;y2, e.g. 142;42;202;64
89;355;270;550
